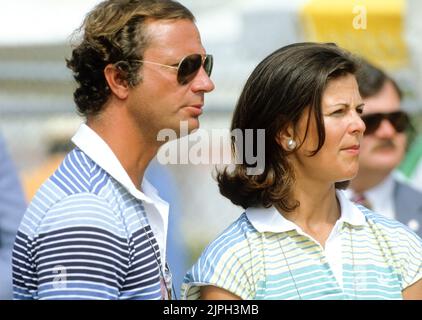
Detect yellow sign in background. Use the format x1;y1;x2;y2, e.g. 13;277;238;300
301;0;408;70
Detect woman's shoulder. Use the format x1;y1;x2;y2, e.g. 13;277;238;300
359;205;422;245
357;205;422;290
186;211;263;280
182;212;260;300
200;212;258;257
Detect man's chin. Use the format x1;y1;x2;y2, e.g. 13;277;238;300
366;161;398;172
185;118;200;132
173;118;200;138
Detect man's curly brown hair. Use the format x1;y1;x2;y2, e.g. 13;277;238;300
66;0;194;117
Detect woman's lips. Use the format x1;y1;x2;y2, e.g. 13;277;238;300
342;145;360;155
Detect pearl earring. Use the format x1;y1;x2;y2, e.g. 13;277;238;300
287;138;297;151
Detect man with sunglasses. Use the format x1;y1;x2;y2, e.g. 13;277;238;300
12;0;214;300
348;58;422;237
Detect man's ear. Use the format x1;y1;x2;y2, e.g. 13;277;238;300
104;64;130;100
276;124;295;151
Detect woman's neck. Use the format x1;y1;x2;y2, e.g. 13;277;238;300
280;183;341;247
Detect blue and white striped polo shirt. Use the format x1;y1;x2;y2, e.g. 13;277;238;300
12;124;169;300
182;190;422;300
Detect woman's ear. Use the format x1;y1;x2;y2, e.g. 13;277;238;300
276;125;297;151
104;64;130;100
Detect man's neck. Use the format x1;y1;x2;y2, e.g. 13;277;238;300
87;105;159;189
350;168;391;194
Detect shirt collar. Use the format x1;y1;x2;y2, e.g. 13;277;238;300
336;189;367;226
364;174;395;209
71;123;166;206
246;189;366;233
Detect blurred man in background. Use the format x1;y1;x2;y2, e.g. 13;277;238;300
0;134;26;299
348;58;422;237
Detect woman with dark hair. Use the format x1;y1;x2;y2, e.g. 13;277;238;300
181;43;422;300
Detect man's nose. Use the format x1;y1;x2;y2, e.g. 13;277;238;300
191;67;215;93
374;118;397;138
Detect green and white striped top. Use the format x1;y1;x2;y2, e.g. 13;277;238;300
182;190;422;300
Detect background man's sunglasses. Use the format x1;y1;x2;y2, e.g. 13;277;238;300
362;111;410;135
134;53;213;85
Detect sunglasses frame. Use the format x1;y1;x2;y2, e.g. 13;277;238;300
131;53;213;85
361;111;410;135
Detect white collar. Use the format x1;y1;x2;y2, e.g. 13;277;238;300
345;174;396;219
246;189;366;233
71;123;167;207
364;174;395;208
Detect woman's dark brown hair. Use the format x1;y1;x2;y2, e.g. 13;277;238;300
217;42;358;212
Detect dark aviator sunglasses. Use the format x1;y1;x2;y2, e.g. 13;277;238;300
134;53;213;85
361;111;410;135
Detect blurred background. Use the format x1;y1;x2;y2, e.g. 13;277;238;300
1;0;422;293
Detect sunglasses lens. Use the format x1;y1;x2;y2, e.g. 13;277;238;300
203;55;213;77
363;111;409;135
177;54;213;85
389;111;409;132
177;54;202;85
362;114;382;135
